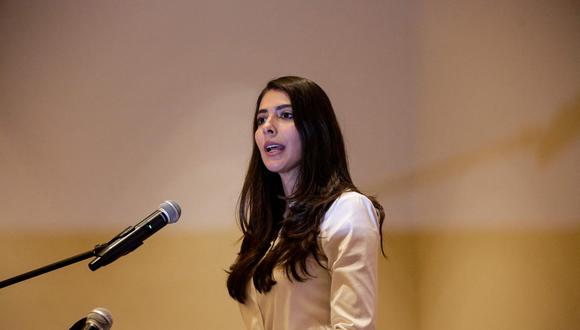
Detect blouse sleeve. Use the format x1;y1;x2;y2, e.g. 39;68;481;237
320;193;381;330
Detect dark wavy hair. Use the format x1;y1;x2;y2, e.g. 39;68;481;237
226;76;385;303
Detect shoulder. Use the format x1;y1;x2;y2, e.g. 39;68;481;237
319;191;381;268
320;191;380;237
328;191;374;211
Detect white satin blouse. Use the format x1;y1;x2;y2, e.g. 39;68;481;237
238;191;381;330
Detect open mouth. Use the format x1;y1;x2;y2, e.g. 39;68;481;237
265;144;285;152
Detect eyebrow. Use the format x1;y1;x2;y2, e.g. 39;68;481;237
257;104;292;115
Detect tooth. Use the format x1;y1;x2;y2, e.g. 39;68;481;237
266;144;283;152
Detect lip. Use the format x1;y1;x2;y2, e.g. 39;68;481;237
264;141;285;154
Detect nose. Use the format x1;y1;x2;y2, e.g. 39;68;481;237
262;115;276;135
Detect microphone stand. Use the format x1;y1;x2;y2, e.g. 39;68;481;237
0;244;107;289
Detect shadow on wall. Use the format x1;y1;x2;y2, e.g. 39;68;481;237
371;93;580;196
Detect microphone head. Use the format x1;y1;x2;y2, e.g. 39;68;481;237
160;200;181;223
86;307;113;330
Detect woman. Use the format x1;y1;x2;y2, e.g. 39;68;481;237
227;76;385;329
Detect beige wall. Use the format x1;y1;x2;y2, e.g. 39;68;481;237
1;1;578;329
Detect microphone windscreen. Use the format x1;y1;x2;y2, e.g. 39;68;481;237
86;307;113;329
160;200;181;223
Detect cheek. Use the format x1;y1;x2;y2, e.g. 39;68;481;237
254;130;262;145
254;131;267;158
290;130;303;159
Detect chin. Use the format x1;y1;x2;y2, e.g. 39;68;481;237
264;164;285;174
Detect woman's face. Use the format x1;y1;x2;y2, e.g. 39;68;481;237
255;89;302;191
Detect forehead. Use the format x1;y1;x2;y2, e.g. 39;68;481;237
258;89;291;110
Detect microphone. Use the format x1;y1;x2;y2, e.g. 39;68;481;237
69;307;113;330
89;200;181;271
83;307;113;330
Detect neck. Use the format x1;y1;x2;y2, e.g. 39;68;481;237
279;169;299;197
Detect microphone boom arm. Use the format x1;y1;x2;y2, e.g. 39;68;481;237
0;244;106;289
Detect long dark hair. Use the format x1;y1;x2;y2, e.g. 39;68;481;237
227;76;385;303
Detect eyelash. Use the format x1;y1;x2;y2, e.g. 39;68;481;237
280;111;293;119
256;111;294;125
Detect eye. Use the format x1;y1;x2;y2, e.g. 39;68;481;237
256;117;266;125
280;111;294;120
